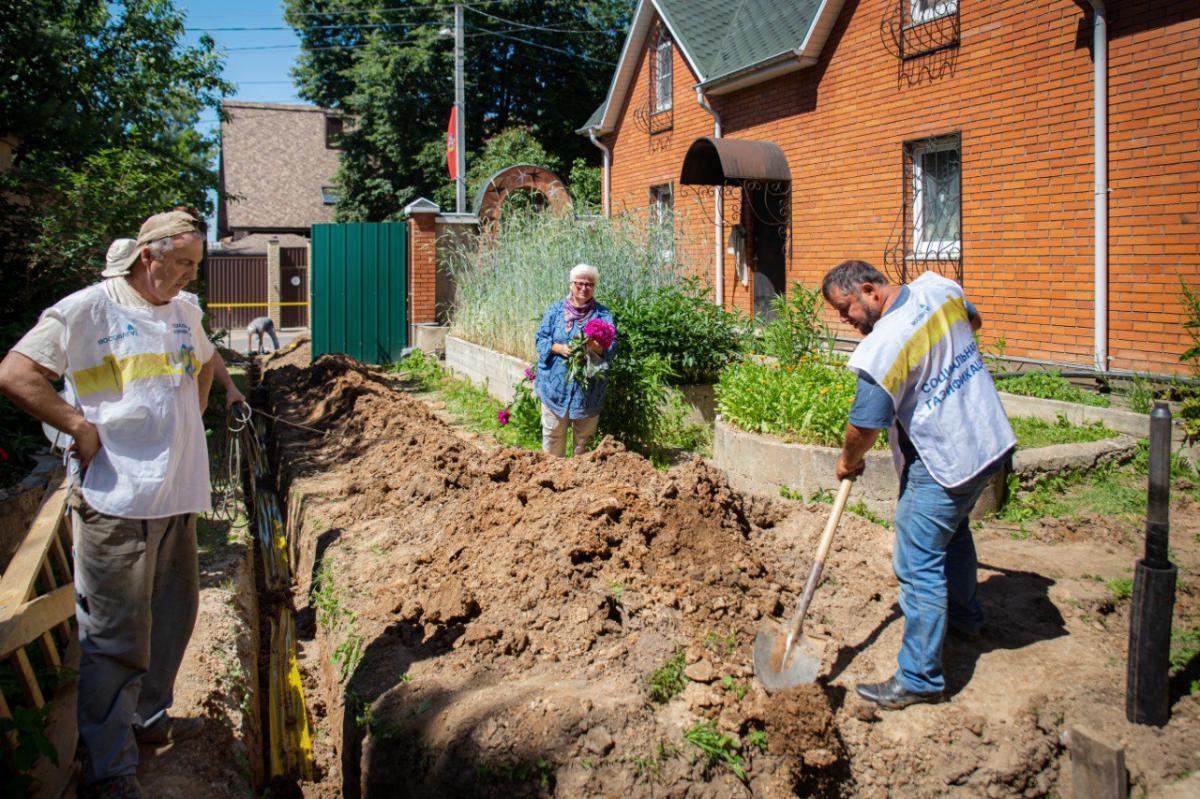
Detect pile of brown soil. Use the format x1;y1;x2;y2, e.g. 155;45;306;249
260;353;1200;798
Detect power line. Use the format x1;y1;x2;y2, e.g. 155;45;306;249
484;29;616;66
464;5;607;35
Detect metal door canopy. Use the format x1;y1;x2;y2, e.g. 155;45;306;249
680;137;791;185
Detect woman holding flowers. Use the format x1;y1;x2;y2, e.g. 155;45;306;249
534;263;618;457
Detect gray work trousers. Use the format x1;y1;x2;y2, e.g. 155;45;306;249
70;488;199;784
249;326;280;354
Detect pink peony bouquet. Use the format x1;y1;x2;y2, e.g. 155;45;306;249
566;318;615;389
583;318;616;350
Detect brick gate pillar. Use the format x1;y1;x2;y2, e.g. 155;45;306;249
404;198;441;344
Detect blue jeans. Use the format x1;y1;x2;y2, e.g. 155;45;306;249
892;457;1000;694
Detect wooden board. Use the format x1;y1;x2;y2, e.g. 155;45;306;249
1071;725;1127;799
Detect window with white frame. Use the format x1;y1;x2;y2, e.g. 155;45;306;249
654;35;673;113
909;135;960;260
910;0;958;25
651;183;674;259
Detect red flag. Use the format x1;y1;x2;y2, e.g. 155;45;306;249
446;106;458;181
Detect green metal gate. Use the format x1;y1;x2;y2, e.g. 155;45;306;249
311;223;409;363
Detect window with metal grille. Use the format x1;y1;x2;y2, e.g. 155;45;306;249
911;136;960;260
654;35;673;113
884;134;962;283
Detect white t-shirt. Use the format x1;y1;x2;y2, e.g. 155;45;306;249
13;280;215;518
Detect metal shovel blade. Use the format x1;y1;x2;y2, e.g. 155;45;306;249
753;616;824;693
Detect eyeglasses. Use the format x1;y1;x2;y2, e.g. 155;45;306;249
571;280;595;288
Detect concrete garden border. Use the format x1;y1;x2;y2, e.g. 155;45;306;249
713;417;1140;523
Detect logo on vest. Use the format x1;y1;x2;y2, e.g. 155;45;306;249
97;324;137;346
169;344;198;378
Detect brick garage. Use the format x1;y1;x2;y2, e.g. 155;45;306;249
584;0;1199;375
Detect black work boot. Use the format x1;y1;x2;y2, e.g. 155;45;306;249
855;676;942;710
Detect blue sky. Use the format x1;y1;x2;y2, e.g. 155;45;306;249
176;1;306;235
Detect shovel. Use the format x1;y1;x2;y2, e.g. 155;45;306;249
754;478;854;693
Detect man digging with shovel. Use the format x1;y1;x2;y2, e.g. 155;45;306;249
822;260;1014;709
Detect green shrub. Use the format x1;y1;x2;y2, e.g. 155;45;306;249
608;280;744;384
754;283;832;366
716;358;860;447
995;370;1110;407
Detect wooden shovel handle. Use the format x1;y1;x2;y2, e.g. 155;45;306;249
783;478;854;646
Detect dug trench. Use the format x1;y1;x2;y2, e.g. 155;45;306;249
250;348;1199;798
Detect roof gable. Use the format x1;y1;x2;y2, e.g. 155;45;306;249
580;0;844;135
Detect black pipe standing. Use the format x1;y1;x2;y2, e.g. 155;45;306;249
1126;401;1178;726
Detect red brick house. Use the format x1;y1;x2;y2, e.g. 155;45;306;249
579;0;1199;375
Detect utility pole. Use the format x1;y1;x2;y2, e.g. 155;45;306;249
454;2;466;214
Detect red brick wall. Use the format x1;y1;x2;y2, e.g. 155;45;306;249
603;0;1200;374
409;212;438;326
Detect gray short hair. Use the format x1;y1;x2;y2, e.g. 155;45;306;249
147;231;204;259
570;263;599;284
821;259;888;300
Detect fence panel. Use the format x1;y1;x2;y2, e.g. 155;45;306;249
207;256;268;330
311;223;408;363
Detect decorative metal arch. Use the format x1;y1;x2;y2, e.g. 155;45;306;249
472;164;573;225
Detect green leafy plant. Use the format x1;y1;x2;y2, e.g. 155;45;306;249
704;629;738;657
995;371;1110;407
755;283;833;366
0;704;58;796
648;650;688;703
717;358;863;447
745;728;768;753
387;349;445;392
1105;577;1133;603
683;720;746;782
721;675;750;701
1126;377;1157;415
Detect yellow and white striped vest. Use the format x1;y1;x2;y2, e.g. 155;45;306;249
847;273;1014;488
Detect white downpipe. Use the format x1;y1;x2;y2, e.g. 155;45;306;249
1089;0;1109;373
695;87;723;306
587;129;612;218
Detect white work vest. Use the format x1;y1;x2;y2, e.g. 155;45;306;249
847;273;1015;488
49;284;212;518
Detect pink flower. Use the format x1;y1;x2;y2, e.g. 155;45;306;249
524;367;536;382
497;408;511;426
583;318;616;350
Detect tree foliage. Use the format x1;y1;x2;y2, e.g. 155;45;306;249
284;0;629;221
0;0;230;347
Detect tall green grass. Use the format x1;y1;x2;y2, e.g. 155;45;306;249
445;209;683;362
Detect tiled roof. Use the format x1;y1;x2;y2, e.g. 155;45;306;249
580;0;841;135
703;0;824;82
